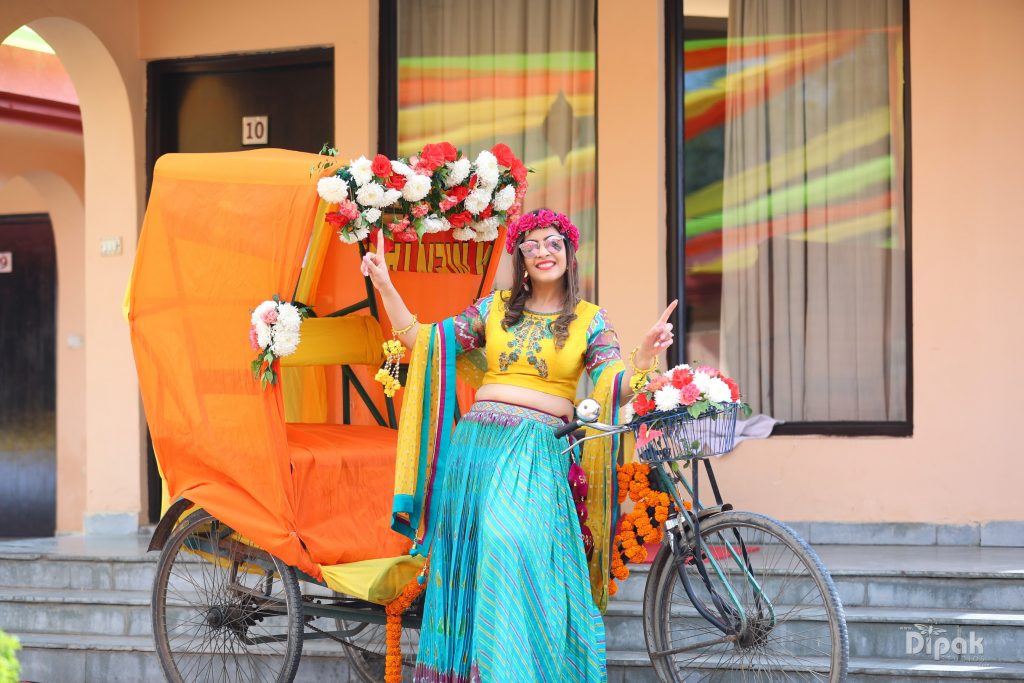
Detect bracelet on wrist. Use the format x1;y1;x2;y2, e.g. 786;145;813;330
628;346;659;374
392;315;418;337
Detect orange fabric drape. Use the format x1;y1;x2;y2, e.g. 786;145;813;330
129;149;326;579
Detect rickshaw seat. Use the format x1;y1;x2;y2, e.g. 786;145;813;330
285;422;410;565
279;316;384;368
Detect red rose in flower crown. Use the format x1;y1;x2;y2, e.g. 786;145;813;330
505;209;581;254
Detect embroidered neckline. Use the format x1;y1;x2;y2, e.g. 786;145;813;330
523;307;560;317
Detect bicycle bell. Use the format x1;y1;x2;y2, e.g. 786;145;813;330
576;398;601;423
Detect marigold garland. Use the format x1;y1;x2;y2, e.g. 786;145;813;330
609;462;691;596
383;557;430;683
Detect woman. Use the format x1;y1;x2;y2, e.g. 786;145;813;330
361;209;675;682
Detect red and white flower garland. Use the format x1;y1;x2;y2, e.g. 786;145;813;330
316;141;528;247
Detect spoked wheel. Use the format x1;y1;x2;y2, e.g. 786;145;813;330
338;600;420;683
643;511;848;682
152;510;304;683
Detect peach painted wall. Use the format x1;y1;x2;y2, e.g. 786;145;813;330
137;0;379;163
2;2;145;531
595;0;668;370
3;0;1021;530
0;122;86;533
700;0;1024;524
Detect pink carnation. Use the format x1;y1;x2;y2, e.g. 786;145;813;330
337;199;360;220
261;307;278;325
646;375;670;392
411;203;429;218
248;325;260;350
680;382;701;406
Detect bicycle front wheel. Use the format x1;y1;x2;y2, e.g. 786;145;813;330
643;510;848;682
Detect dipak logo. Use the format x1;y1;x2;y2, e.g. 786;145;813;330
902;623;985;661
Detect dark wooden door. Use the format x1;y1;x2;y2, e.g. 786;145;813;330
0;213;57;537
145;48;333;521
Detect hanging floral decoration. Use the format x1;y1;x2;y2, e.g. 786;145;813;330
383;558;430;683
608;462;690;597
248;296;313;389
315;141;529;247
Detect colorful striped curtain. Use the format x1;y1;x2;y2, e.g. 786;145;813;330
397;0;597;298
718;0;907;421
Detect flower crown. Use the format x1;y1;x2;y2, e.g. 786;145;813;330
505;209;580;255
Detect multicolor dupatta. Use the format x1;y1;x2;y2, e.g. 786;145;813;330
391;320;634;613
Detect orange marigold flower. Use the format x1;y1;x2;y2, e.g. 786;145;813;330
608;581;619;596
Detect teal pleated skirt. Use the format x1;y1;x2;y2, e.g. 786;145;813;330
413;401;607;683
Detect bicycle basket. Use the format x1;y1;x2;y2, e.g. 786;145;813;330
629;403;739;463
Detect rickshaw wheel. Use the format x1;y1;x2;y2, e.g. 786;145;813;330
152;510;304;683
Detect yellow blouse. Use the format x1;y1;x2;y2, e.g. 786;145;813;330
451;290;622;401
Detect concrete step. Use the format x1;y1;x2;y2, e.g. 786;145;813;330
612;546;1024;612
4;537;1024;682
605;649;1024;682
605;600;1024;663
13;632;362;683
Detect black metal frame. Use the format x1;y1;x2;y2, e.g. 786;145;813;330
665;0;913;437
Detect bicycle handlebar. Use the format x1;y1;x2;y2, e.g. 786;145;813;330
554;420;580;439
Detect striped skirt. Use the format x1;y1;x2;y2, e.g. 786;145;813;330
413;401;607;683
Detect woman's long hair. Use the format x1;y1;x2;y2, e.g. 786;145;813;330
501;231;580;349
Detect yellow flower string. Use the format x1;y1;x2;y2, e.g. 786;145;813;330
376;315;418;397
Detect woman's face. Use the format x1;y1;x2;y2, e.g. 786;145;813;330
519;226;568;285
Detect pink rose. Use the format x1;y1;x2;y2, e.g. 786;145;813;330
680;382;701;406
261;307;278;325
248;325;260;350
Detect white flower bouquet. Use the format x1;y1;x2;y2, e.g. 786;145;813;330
249;296;311;389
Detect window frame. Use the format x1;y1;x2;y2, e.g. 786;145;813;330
665;0;914;437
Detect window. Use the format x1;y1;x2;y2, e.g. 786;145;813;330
668;0;910;433
383;0;598;298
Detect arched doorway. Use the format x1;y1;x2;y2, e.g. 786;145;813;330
0;212;56;536
0;10;143;535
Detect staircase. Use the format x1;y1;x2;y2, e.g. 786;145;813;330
1;537;1023;682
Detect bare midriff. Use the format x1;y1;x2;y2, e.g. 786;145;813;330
474;383;575;421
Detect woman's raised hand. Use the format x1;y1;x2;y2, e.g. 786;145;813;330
635;300;678;369
360;229;393;293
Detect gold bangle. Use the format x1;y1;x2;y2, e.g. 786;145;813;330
392;314;418;337
629;346;659;374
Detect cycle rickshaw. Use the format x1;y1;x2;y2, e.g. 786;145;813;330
128;148;848;682
127;149;503;682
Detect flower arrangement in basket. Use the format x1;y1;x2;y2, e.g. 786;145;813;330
248;295;313;389
621;364;751;463
606;364;751;594
313;141;529;247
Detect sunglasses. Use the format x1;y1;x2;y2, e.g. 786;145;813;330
518;235;566;259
